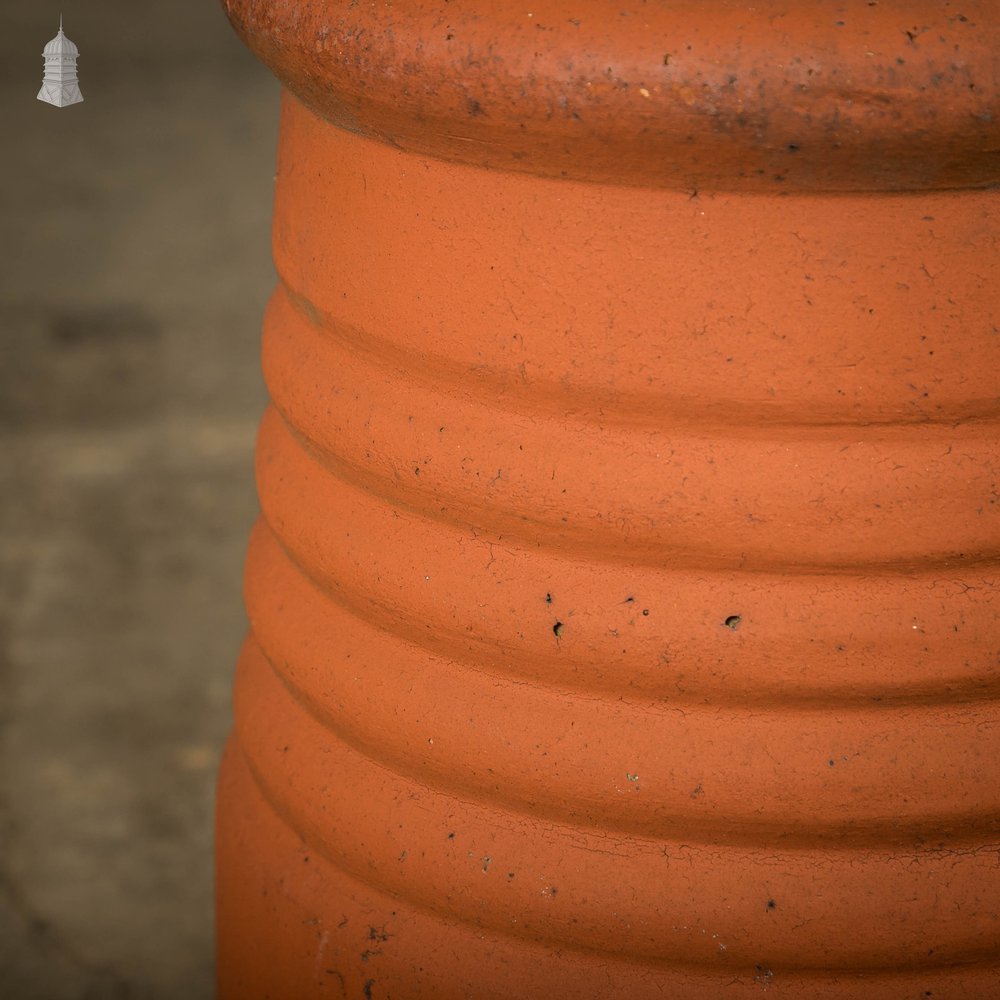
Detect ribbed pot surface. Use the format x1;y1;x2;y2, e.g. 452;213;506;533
217;3;1000;996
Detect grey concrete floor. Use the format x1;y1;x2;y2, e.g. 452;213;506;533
1;3;279;997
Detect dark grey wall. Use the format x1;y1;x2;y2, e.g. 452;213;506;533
0;3;280;997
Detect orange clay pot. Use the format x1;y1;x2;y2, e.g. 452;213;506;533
217;3;1000;997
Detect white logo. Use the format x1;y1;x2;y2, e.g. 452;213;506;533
38;15;83;108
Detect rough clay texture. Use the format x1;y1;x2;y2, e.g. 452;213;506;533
221;0;999;191
218;2;1000;997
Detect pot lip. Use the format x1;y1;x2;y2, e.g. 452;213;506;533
223;0;999;192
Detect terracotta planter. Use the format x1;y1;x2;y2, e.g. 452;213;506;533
217;3;1000;997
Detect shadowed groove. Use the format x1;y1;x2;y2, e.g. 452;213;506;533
261;283;1000;573
254;410;1000;708
271;388;1000;576
269;118;1000;433
233;639;1000;973
276;272;1000;433
223;740;1000;998
245;519;1000;847
250;511;1000;711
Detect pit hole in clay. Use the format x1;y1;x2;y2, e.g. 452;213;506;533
723;615;742;630
553;621;564;638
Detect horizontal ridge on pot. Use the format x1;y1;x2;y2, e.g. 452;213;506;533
255;409;1000;708
221;744;1000;998
233;637;1000;972
262;282;1000;571
245;519;1000;847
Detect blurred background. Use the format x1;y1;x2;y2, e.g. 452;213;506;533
0;2;279;996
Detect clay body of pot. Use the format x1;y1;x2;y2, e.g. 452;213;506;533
217;2;1000;997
